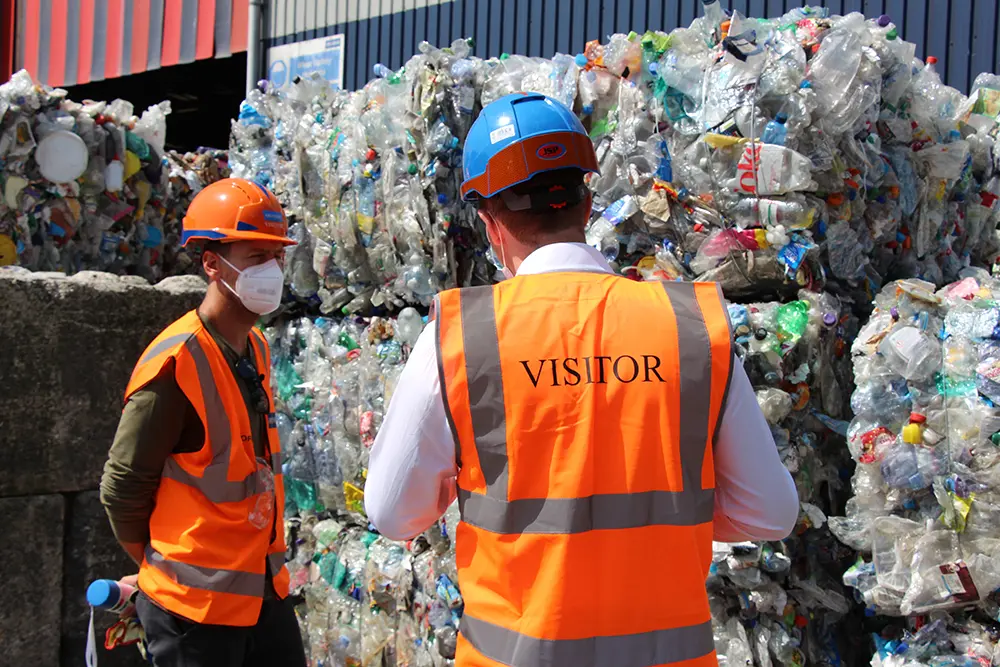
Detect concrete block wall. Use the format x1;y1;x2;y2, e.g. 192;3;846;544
0;270;206;667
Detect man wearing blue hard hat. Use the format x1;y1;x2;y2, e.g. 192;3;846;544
366;93;797;666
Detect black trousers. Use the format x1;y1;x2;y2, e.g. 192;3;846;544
136;591;307;667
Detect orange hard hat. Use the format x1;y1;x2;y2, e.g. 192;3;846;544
181;178;295;247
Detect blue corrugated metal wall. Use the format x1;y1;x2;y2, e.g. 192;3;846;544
264;0;1000;93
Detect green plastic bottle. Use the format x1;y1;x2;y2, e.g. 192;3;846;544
775;300;809;345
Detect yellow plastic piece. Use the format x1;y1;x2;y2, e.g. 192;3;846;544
0;235;17;266
124;151;142;179
902;423;923;445
703;133;747;149
344;481;365;514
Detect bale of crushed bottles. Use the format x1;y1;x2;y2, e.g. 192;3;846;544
713;290;862;666
0;70;228;281
263;311;468;666
829;273;1000;665
230;5;1000;318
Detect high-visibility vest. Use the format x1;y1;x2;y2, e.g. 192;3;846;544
436;275;734;667
126;310;289;627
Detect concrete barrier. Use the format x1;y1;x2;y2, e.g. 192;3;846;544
0;269;205;667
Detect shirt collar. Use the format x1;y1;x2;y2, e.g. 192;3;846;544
515;242;615;277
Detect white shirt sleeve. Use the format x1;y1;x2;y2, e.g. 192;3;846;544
365;321;458;541
710;358;800;542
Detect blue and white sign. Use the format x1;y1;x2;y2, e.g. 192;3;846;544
267;34;345;89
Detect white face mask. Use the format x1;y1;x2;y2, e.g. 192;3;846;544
219;256;284;315
487;233;515;281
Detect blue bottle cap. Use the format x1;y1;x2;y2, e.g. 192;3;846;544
574;53;588;67
87;580;120;608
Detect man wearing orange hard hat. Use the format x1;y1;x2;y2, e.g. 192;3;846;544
100;178;306;666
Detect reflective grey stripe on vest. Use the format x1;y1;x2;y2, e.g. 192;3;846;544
457;486;714;534
267;550;286;576
662;282;714;490
162;459;269;504
160;336;265;504
145;545;264;597
270;451;283;471
460;614;715;667
139;333;193;365
444;282;717;535
459;286;509;499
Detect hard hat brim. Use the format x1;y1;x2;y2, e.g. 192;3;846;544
182;229;297;247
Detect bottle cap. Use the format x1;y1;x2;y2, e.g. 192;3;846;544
877;14;892;27
776;112;788;123
86;580;120;609
822;312;837;327
754;328;768;341
927;56;938;65
909;412;926;424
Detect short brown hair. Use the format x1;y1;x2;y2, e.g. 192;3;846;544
479;169;591;243
200;240;230;257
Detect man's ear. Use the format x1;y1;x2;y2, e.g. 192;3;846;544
478;209;501;247
202;249;222;281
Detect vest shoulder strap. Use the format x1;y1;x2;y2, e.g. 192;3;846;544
125;311;202;400
248;327;270;370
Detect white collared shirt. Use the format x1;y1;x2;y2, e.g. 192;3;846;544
365;242;799;542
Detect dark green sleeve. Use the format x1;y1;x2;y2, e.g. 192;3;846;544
99;366;198;545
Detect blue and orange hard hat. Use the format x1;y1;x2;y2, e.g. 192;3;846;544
460;93;600;204
181;178;295;247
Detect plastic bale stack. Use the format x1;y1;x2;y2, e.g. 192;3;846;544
226;3;1000;665
829;273;1000;666
712;290;861;666
263;311;469;666
0;70;228;281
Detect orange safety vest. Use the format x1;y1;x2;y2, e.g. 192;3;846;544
436;275;734;667
126;310;289;627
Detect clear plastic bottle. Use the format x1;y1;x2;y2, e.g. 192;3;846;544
731;143;816;196
732;195;817;230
